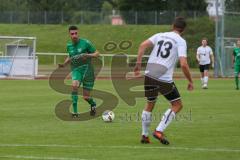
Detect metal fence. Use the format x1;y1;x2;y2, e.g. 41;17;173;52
0;10;208;25
215;0;240;77
36;52;150;67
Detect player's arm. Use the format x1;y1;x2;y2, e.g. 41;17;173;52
84;50;100;58
58;56;71;68
196;51;200;63
232;50;235;64
179;57;194;91
84;40;100;58
134;40;153;76
209;47;215;67
210;52;214;68
210;54;214;67
232;51;235;68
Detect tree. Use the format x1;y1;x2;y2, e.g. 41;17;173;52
116;0;167;11
26;0;76;11
167;0;207;11
225;0;240;11
115;0;207;11
0;0;28;11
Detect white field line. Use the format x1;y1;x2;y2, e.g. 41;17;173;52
0;144;240;153
0;155;93;160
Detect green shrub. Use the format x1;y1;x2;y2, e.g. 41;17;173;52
184;16;215;67
71;11;102;24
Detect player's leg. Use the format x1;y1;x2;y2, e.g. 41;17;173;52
153;83;181;145
203;64;209;89
199;65;204;86
71;68;82;117
72;68;83;117
234;65;240;90
155;99;182;132
141;76;158;144
82;65;97;116
83;88;96;116
71;80;79;116
141;99;156;144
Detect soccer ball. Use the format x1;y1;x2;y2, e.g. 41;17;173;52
102;110;115;122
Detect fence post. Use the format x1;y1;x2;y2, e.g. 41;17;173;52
10;11;13;24
102;56;105;67
101;11;104;24
155;11;157;25
61;11;64;24
44;11;47;24
135;11;138;24
80;11;83;24
174;11;177;18
194;11;197;20
54;55;57;65
127;56;129;64
27;11;30;24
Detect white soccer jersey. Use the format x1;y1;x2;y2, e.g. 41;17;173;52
196;46;213;65
145;32;187;82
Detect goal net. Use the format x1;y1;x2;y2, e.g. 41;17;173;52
0;36;38;79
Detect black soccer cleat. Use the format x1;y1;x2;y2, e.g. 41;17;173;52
141;135;150;144
71;113;80;118
90;106;96;116
153;131;170;145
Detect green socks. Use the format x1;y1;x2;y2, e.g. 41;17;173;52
85;97;96;107
71;91;96;113
71;91;78;113
235;76;239;89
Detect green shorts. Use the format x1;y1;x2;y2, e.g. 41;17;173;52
234;64;240;76
71;65;95;90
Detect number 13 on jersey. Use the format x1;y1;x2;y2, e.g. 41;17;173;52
156;40;173;58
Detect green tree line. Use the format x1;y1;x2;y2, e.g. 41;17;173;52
0;0;239;12
0;0;208;11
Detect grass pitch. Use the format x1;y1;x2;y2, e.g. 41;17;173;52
0;78;240;160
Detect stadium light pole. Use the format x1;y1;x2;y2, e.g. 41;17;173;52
214;0;219;77
221;0;225;77
214;0;225;77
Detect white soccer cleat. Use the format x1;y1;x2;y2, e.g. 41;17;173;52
202;84;208;89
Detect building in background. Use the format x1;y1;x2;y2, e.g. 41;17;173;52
111;10;124;25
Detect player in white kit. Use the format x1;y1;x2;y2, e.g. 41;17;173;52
134;17;193;145
196;38;214;89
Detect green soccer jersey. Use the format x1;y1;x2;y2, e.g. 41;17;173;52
67;38;96;69
233;47;240;65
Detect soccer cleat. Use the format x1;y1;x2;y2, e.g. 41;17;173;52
153;131;170;145
71;113;80;118
202;84;208;89
140;135;150;144
90;106;96;116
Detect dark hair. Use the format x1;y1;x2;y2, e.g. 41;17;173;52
202;37;208;41
173;17;186;33
68;25;78;31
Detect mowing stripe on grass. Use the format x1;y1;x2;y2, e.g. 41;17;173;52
0;144;240;153
0;155;93;160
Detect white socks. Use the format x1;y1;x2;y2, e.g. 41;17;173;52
142;109;176;135
204;76;208;85
142;110;152;136
201;78;204;85
156;109;176;132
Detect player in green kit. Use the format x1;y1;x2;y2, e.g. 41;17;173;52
232;39;240;90
58;25;99;117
